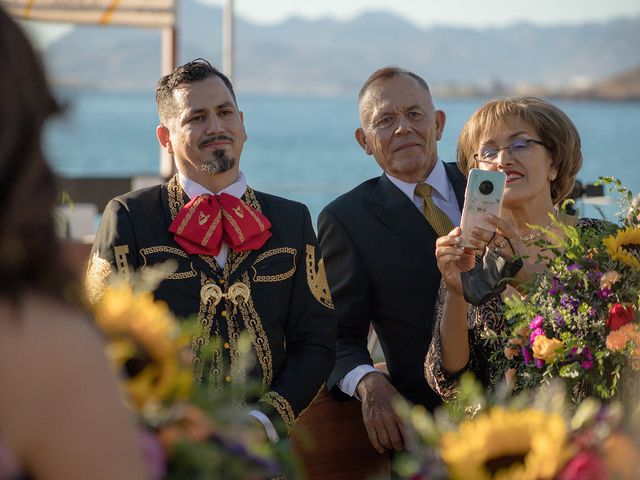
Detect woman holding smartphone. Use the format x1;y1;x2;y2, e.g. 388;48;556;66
424;96;595;400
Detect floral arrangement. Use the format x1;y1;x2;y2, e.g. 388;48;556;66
496;178;640;401
92;281;293;479
394;374;640;480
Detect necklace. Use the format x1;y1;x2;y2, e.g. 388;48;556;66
519;216;556;242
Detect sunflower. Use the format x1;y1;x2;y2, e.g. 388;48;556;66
440;407;570;480
604;226;640;270
94;285;192;409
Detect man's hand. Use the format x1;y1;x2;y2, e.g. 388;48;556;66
356;372;405;453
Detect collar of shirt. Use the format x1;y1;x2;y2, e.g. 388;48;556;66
385;158;452;206
178;171;248;200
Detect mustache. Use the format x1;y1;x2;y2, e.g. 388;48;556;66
199;135;233;148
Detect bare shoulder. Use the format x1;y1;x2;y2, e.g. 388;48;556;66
0;295;107;418
0;295;101;370
0;295;147;480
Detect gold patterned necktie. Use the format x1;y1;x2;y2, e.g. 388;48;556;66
415;183;454;237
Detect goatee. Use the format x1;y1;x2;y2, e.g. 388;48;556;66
201;149;235;175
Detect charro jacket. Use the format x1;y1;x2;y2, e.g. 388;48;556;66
86;175;336;434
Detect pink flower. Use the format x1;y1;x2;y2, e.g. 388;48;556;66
522;346;533;365
140;429;167;480
557;451;609;480
529;315;544;330
530;328;544;346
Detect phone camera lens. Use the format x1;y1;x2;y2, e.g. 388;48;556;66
479;180;494;195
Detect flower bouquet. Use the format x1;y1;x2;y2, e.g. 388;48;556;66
92;281;294;479
497;178;640;401
394;374;640;480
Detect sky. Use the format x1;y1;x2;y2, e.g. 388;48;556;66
200;0;640;28
22;0;640;47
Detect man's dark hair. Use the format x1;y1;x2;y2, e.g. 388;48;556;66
358;66;431;102
155;58;237;124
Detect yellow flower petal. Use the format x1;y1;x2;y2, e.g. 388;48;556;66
532;335;564;362
440;407;569;480
604;227;640;270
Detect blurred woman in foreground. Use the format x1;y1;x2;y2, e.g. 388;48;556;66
0;8;146;479
425;96;598;399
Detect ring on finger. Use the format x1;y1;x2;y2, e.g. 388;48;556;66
494;239;507;249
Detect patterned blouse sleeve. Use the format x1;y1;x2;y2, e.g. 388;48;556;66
425;279;504;401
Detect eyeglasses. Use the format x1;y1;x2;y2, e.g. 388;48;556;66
473;138;550;163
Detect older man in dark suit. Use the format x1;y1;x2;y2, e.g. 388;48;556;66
318;67;465;454
86;59;336;443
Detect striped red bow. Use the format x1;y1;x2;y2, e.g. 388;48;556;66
169;193;271;256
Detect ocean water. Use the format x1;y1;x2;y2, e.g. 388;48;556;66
47;89;640;223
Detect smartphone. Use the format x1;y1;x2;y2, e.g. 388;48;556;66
460;169;506;248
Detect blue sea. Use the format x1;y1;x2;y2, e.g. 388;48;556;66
47;90;640;223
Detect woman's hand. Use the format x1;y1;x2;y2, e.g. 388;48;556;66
484;215;539;284
435;227;476;296
484;215;525;261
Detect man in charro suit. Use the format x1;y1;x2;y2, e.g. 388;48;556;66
86;59;336;442
318;67;466;454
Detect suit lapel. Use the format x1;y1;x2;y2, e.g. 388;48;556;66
444;161;466;210
372;174;437;255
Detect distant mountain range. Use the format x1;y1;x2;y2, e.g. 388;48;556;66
44;0;640;99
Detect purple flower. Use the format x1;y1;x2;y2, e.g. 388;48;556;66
522;346;533;365
587;270;603;283
582;360;594;370
567;263;581;271
560;294;580;313
139;429;166;480
549;277;561;295
534;358;545;369
530;328;544;346
555;311;565;326
589;307;598;317
597;288;612;299
529;315;544;330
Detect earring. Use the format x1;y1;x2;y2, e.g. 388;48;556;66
548;171;557;181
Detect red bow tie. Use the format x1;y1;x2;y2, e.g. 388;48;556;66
169;193;272;256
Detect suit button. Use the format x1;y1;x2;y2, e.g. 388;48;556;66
221;310;228;318
218;278;226;285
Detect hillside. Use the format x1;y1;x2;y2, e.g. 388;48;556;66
44;0;640;98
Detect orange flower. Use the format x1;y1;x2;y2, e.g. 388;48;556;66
600;270;621;289
510;326;529;347
504;346;519;360
532;335;564;361
157;405;214;452
505;368;516;385
606;329;630;351
608;323;640;353
621;323;640;342
603;433;640;479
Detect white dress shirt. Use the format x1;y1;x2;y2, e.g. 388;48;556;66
338;158;462;398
